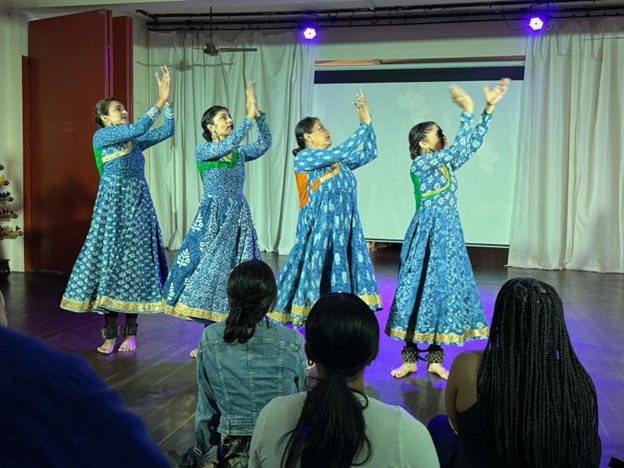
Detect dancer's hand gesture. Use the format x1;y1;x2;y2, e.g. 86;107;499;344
245;81;261;119
353;91;371;125
484;78;511;114
156;66;171;108
449;85;474;114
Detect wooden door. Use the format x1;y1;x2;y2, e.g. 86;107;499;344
26;10;133;273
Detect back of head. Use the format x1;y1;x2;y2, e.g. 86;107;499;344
292;117;318;156
200;105;228;142
223;260;277;344
281;293;379;468
408;121;436;160
477;278;601;467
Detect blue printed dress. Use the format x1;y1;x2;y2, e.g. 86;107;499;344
274;123;382;326
164;114;272;322
385;111;492;346
386;112;492;346
61;105;174;314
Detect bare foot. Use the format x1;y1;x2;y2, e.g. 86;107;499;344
390;362;417;379
427;363;449;380
118;336;137;352
97;338;116;354
189;348;198;359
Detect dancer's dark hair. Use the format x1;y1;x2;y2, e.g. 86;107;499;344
94;97;120;128
200;105;229;142
223;260;276;344
280;293;379;468
477;278;601;467
292;117;319;156
407;121;436;160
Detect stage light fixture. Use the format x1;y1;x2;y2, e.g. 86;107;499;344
528;16;545;31
302;25;317;40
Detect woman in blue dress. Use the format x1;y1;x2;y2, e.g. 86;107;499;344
164;83;271;357
386;79;510;379
274;92;382;327
61;66;174;354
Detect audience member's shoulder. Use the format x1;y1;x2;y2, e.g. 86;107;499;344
0;326;97;384
202;320;226;339
450;350;482;375
268;321;304;342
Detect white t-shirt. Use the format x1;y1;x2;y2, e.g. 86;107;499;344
249;392;440;468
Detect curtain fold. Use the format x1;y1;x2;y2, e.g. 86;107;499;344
508;18;624;272
146;30;315;253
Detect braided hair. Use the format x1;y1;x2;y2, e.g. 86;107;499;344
280;293;378;468
407;121;436;160
292;117;319;156
477;278;601;467
223;260;276;344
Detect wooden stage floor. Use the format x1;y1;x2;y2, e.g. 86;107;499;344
2;247;623;466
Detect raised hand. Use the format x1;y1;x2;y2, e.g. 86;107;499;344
449;85;474;114
155;65;171;108
484;78;511;113
245;81;260;119
353;91;371;125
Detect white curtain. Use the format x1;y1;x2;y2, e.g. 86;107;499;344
146;30;315;253
508;18;624;272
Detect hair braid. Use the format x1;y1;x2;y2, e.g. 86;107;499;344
477;278;601;467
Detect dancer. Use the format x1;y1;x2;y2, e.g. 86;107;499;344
385;78;510;379
61;66;174;354
428;278;601;467
164;82;271;357
180;260;306;468
249;293;439;468
274;92;382;326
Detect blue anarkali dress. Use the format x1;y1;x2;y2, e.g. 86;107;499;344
274;123;382;326
164;113;272;322
385;111;492;346
61;105;174;314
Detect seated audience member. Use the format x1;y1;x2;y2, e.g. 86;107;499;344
191;260;307;467
248;292;440;468
0;326;169;467
429;277;601;468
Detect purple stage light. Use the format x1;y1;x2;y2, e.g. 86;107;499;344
302;26;317;40
529;16;544;31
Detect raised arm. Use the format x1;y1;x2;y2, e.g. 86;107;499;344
195;119;253;162
295;123;371;172
93;65;172;149
239;113;272;162
136;104;175;151
412;112;474;174
93;106;161;149
345;124;378;170
450;78;509;170
194;344;222;466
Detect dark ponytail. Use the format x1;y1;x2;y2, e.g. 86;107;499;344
200;105;229;142
223;260;277;344
407;121;436;160
281;293;379;468
292;117;318;156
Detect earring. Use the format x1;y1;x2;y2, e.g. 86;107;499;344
211;131;218;141
306;359;315;369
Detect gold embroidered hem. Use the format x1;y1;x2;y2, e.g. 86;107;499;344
61;296;164;314
386;326;489;345
277;293;383;326
163;302;228;322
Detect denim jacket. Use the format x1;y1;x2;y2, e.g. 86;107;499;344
195;319;307;464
